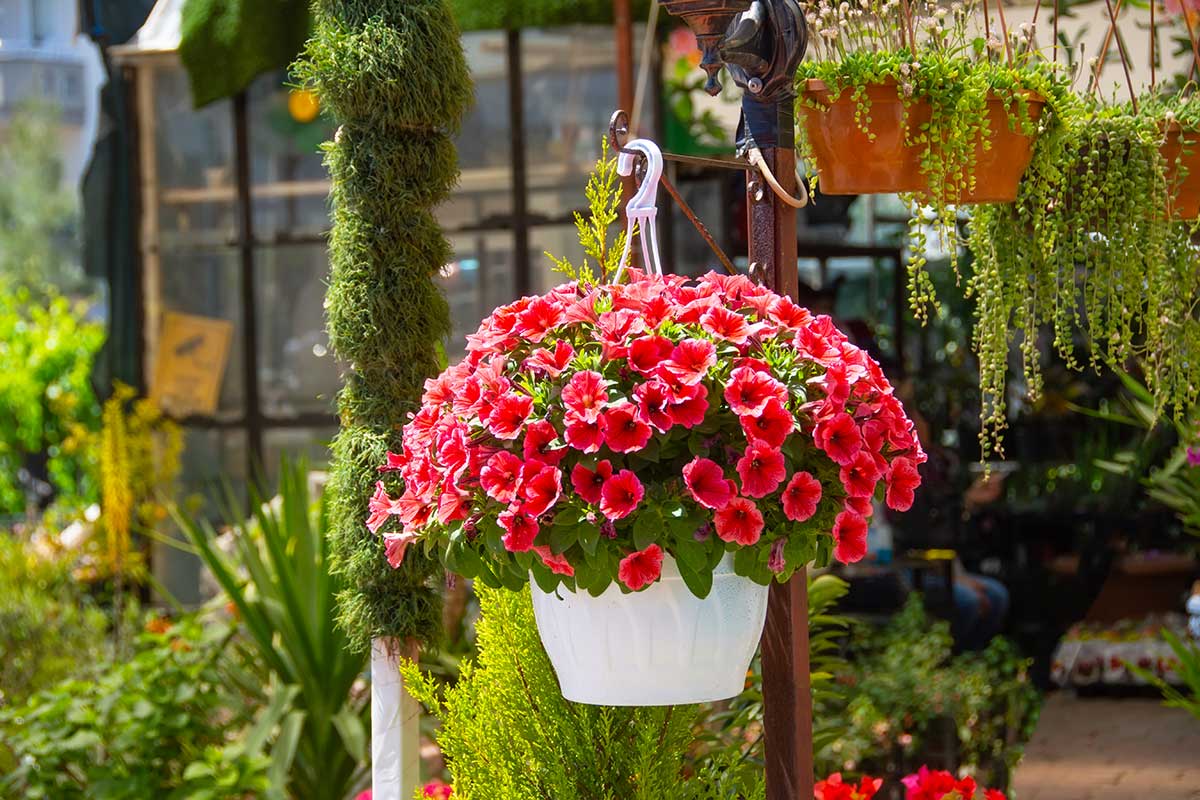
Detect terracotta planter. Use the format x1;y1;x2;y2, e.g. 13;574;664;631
1161;123;1200;219
798;78;1045;203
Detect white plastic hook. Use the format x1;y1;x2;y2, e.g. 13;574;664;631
614;138;665;281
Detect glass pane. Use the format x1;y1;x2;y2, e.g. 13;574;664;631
262;427;337;485
158;248;244;416
669;175;732;278
153;64;237;247
247;72;337;240
440;31;513;233
254;245;342;418
441;231;516;361
521;27;641;223
529;225;580;295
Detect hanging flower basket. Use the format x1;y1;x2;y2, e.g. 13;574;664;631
1162;123;1200;219
369;270;925;705
798;78;1045;203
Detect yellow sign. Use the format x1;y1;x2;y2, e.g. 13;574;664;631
151;311;233;417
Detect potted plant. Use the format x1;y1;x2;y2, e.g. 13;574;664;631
795;0;1058;204
369;259;926;705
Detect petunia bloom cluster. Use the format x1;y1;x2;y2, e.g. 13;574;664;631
816;769;1006;800
369;270;925;596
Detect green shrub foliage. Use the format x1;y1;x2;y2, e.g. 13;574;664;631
294;0;473;648
402;585;709;800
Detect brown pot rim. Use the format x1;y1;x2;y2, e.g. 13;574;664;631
799;77;1045;108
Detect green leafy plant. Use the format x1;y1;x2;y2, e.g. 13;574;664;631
816;595;1040;784
0;533;106;709
174;461;369;800
0;616;270;799
1128;628;1200;722
0;277;104;515
401;583;702;800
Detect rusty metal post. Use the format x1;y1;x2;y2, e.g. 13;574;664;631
745;91;811;800
615;0;637;207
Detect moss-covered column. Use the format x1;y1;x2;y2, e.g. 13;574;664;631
297;0;470;662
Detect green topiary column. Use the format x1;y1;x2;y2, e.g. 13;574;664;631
296;0;472;650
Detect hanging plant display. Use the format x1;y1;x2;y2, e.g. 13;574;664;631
793;0;1069;323
367;150;926;704
968;91;1200;456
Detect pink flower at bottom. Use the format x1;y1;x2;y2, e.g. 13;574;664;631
422;780;454;799
618;543;664;590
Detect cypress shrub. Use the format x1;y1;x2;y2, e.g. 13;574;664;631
294;0;472;649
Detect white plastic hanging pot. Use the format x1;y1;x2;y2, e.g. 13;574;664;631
529;553;769;706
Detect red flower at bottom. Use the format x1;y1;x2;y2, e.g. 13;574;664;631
832;510;868;564
618;543;664;590
422;780;454;799
815;772;882;800
533;545;575;576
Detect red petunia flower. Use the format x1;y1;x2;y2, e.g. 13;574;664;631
814;773;855;800
498;505;539;552
524;339;574;377
480;451;523;504
600;469;645;520
523;419;567;465
520;461;562;517
486;392;534;440
700;305;751;343
660;338;717;385
983;790;1006;800
768;295;812;329
628;335;675;375
740;396;794;448
378;451;405;472
533;545;575;576
633;379;674;432
564;415;605;453
596;308;646;359
617;543;664;590
436;485;471;524
886;456;922;511
571;460;613;505
782;471;822;522
667;382;710;428
515;295;564;342
833;510;868;564
840;450;882;499
714;497;765;545
561;370;609;424
736;443;787;498
814;412;862;466
682;456;736;510
844;495;873;518
602;402;653;453
725;366;788;417
421;779;454;799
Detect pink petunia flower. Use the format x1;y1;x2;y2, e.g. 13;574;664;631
524;339;575;377
600;469;645;520
366;481;399;533
682;456;736;510
383;531;419;568
714;497;765;545
562;370;609;424
700;305;751;343
736;443;787;498
564;415;605;453
660;338;717;385
618;543;664;590
628;334;675;375
782;471;822;522
498;504;539;552
724;366;788;417
833;510;868;564
840;450;882;499
486;392;534;440
814;412;862;466
633;379;675;432
480;451;523;504
886;456;922;511
523;419;567;465
533;545;575;576
740;396;794;448
520;461;562;517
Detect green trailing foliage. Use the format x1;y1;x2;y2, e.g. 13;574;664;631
294;0;473;649
447;0;653;32
968;93;1200;457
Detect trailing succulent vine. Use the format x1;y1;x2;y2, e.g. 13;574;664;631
294;0;472;649
968;93;1200;456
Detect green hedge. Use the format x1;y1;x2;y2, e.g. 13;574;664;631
449;0;653;31
294;0;472;649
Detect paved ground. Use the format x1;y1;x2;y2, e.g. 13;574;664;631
1011;693;1200;800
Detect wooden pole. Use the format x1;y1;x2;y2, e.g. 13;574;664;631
615;0;637;208
746;98;811;800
